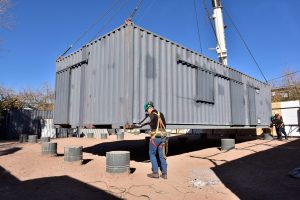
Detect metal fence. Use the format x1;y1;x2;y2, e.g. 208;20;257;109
0;109;113;139
0;110;53;139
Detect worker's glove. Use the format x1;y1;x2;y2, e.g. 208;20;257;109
130;124;139;129
124;123;138;129
124;123;131;129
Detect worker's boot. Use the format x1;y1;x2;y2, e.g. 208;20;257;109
147;172;159;179
160;173;167;180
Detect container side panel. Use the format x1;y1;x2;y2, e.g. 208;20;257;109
230;81;246;125
81;28;127;125
255;83;272;125
54;70;70;124
247;86;257;125
69;66;81;126
132;27;234;126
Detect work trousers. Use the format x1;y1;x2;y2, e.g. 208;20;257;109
276;127;287;139
149;138;167;174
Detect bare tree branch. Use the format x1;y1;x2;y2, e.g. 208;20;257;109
0;0;14;30
0;83;55;111
271;68;300;102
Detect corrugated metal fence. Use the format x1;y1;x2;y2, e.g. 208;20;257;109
0;110;53;139
0;109;113;139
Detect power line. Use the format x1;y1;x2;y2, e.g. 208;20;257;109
59;0;120;57
268;70;300;82
193;0;203;53
89;0;131;42
223;7;268;83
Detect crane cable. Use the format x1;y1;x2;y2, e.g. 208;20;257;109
89;0;131;42
59;0;121;57
223;7;268;83
136;0;158;23
193;0;203;53
268;70;300;82
128;0;144;21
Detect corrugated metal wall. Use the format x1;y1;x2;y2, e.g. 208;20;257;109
54;69;70;124
55;24;271;128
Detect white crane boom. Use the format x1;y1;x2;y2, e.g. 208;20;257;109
211;0;227;65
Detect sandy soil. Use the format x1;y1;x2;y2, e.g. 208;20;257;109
0;134;299;200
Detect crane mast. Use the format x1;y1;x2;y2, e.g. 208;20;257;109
211;0;227;65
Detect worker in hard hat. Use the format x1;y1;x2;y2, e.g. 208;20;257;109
275;113;288;140
126;101;168;179
272;112;288;140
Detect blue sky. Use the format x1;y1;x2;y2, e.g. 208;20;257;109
0;0;299;90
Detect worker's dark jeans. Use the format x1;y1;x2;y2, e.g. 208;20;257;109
281;127;287;137
149;138;167;174
276;127;282;139
276;127;287;139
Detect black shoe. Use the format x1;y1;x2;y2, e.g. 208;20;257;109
160;174;167;179
278;138;283;141
147;173;159;178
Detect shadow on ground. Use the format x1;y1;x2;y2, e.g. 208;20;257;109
0;147;22;156
0;166;121;200
212;139;300;200
84;135;224;162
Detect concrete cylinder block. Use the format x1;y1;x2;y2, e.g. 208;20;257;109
221;138;235;151
42;142;57;156
100;133;108;139
117;132;124;141
87;133;94;138
41;137;50;143
106;151;130;174
28;135;38;143
19;134;28;143
263;133;273;140
64;146;83;163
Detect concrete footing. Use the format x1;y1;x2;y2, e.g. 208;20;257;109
64;146;83;163
28;135;38;143
221;139;235;151
42;142;57;156
106;151;130;174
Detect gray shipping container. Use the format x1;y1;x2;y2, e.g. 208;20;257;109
54;23;271;129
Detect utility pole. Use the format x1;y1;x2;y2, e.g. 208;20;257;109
211;0;227;65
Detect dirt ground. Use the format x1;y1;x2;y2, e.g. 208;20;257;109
0;134;299;200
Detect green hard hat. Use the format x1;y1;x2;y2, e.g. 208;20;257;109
144;101;154;111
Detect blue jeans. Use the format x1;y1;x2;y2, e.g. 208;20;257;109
276;126;287;139
149;138;167;174
276;127;282;139
281;127;287;137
